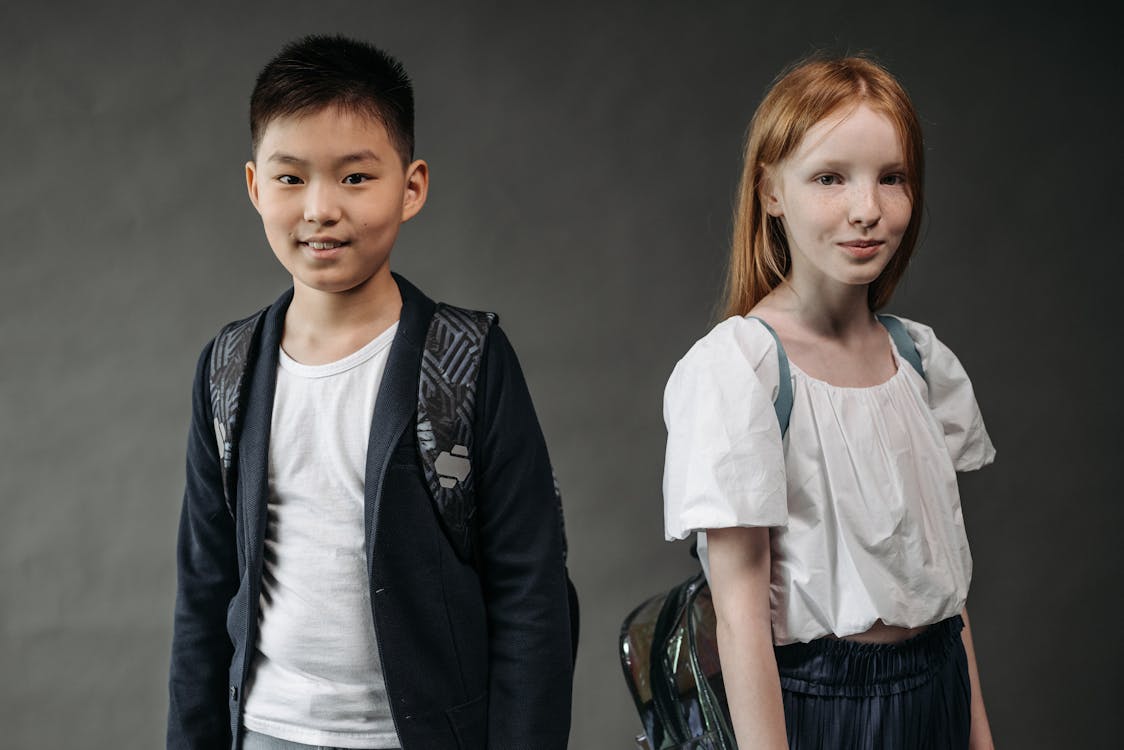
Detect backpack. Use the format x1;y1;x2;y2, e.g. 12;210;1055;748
619;315;923;750
207;301;579;661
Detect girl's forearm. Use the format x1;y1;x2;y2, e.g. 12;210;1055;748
717;620;788;749
961;607;995;749
707;526;788;749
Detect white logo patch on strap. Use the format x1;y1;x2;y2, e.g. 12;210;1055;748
435;445;471;489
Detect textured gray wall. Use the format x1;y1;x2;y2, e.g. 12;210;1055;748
2;0;1119;747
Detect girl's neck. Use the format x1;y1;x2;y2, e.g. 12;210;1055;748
774;274;875;339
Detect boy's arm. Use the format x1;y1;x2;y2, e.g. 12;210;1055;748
473;325;574;750
167;342;240;749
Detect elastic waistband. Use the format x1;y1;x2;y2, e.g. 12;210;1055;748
774;615;964;697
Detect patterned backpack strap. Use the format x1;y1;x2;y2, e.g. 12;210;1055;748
747;316;794;436
417;303;497;562
876;314;925;379
208;308;268;519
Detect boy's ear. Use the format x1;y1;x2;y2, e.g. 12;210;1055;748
401;159;429;223
760;166;784;218
245;161;262;213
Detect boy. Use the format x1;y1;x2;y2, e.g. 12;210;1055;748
168;35;574;750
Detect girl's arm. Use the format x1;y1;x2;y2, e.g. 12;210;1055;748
707;526;788;750
961;607;995;749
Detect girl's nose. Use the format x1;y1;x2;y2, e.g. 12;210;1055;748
303;182;342;225
848;184;882;228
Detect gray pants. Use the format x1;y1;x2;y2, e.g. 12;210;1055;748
242;728;396;750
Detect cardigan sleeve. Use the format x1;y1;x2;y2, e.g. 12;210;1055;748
168;339;240;749
473;324;573;750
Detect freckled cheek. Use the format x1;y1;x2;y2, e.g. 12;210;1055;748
887;198;913;233
800;194;845;224
792;204;841;240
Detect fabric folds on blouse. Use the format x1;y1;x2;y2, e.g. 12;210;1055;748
662;316;995;645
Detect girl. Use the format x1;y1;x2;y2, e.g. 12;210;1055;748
662;56;997;749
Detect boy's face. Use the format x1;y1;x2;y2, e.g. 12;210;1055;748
246;107;427;296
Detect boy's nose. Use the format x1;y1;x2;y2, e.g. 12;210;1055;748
303;183;342;225
848;184;882;228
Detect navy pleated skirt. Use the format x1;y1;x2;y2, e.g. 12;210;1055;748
774;616;971;750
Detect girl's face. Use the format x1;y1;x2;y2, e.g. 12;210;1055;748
763;103;912;293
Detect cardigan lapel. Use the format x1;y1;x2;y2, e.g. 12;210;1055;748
236;288;291;564
231;276;434;584
363;274;435;584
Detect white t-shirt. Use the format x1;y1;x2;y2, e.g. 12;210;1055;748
662;315;995;645
242;323;401;749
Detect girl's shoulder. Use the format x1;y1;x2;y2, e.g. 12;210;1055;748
674;314;780;376
881;314;937;348
880;315;997;471
879;315;972;385
663;316;789;540
664;315;785;429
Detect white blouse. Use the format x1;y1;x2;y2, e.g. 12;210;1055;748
662;315;995;645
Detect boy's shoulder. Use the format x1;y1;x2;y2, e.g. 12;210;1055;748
203;288;290;406
200;275;516;409
201;275;509;424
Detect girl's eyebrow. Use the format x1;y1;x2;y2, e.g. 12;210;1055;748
806;159;851;171
805;159;906;171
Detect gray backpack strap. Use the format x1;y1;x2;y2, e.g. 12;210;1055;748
417;303;497;562
876;314;925;379
419;304;580;660
748;316;926;437
747;316;794;436
208;309;268;519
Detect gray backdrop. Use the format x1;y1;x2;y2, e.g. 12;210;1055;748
3;0;1120;747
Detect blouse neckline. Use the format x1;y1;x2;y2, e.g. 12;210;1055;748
784;331;908;393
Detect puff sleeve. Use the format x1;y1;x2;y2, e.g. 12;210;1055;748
662;318;788;540
900;318;997;472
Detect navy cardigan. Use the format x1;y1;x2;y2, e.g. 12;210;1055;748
168;275;574;749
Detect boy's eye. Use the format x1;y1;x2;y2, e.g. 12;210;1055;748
815;174;840;186
342;173;372;185
277;175;303;185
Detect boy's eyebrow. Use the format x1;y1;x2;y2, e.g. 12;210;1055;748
266;150;383;167
334;150;382;166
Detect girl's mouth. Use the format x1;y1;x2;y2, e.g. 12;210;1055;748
839;240;883;259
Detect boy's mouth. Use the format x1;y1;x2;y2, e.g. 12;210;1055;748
302;240;347;250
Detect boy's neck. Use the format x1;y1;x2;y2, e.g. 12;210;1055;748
282;267;403;366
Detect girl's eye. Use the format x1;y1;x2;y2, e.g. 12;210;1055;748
881;174;907;186
343;173;371;185
277;175;303;185
816;174;840;186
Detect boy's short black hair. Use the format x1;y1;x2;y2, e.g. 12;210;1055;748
250;34;414;164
